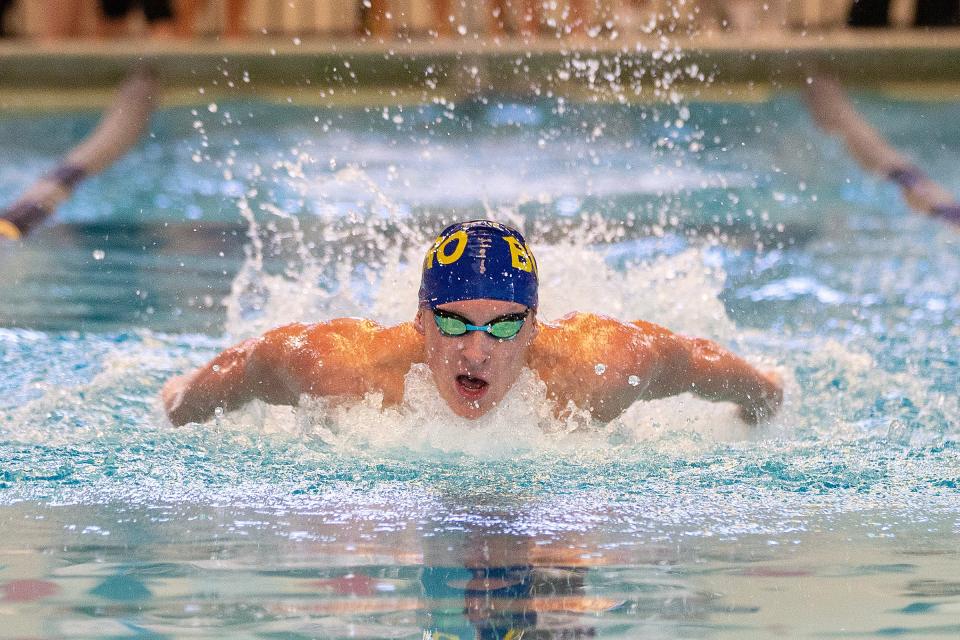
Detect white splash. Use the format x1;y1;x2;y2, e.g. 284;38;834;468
211;183;796;451
305;364;579;455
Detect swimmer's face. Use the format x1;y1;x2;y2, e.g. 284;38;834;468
415;298;537;420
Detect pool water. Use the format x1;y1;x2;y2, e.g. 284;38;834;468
0;92;958;638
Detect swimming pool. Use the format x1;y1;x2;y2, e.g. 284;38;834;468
0;90;958;637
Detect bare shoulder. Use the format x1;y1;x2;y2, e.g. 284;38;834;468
259;318;423;401
269;317;420;358
260;318;408;349
528;312;661;418
531;311;660;360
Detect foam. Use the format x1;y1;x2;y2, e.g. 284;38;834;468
201;150;814;449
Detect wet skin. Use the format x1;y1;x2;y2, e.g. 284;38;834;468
414;299;537;419
162;299;782;427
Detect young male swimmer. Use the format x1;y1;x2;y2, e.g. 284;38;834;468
162;220;783;426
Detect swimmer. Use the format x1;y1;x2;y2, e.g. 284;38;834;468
0;66;156;240
162;220;783;426
804;75;959;227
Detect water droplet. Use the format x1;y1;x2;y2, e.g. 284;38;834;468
212;365;221;372
595;363;606;375
92;249;105;260
214;407;224;418
457;24;467;35
208;103;218;113
628;375;640;386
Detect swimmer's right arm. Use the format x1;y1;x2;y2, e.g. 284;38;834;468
161;324;309;426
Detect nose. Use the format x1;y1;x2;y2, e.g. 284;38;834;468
459;330;491;366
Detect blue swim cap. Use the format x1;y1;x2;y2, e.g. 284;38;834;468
419;220;538;309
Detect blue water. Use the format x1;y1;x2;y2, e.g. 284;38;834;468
0;94;958;637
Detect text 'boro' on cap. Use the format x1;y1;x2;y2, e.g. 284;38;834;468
418;220;539;309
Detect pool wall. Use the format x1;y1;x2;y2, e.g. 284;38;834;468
1;30;960;109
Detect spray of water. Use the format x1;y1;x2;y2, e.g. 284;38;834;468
206;150;798;455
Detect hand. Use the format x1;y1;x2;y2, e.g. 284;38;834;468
738;369;783;425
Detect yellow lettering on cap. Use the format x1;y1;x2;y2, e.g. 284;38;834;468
423;235;444;270
502;236;537;276
436;229;468;266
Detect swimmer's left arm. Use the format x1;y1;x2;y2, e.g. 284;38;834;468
632;321;783;424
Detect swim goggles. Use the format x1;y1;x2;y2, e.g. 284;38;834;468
433;308;529;340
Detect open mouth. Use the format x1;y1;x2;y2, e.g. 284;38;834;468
455;374;489;400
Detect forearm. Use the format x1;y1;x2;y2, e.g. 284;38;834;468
164;342;258;426
642;332;781;423
163;325;310;426
691;354;778;407
685;339;782;423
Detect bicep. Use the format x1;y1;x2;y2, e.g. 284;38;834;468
201;325;306;407
626;321;704;400
244;325;312;405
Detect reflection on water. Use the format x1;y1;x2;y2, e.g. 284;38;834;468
2;503;960;638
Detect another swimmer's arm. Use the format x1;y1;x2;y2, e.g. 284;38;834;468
637;322;783;424
161;325;307;426
805;75;960;225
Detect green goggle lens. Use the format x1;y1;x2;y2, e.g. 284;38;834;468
433;311;527;340
434;314;469;336
487;318;525;339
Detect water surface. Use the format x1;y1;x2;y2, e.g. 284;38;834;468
0;94;958;638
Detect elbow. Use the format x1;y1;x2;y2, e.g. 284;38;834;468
161;372;213;427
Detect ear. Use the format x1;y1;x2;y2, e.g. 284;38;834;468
414;308;426;335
